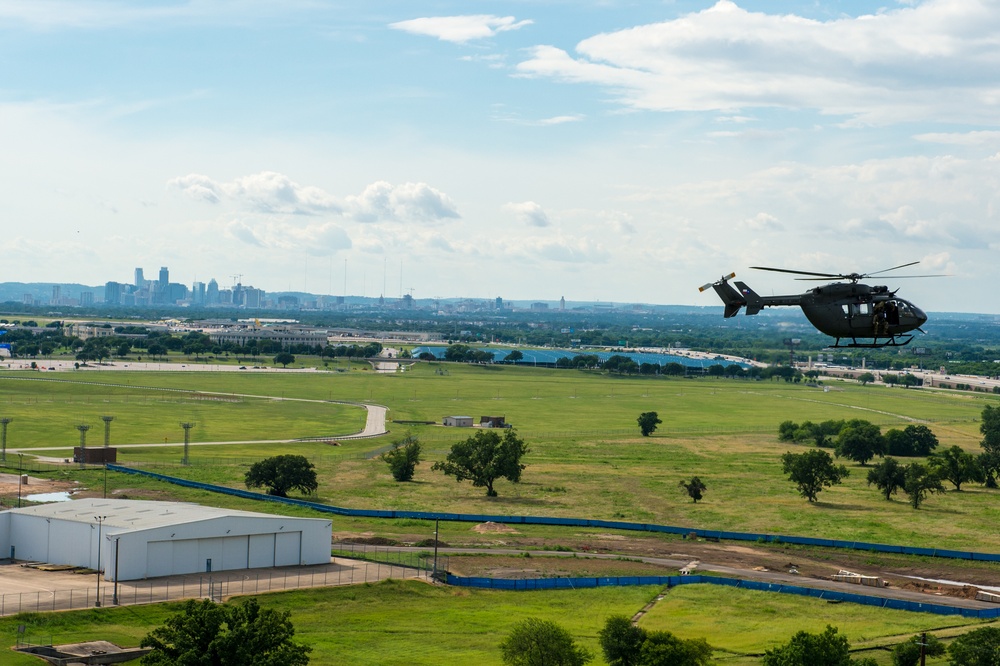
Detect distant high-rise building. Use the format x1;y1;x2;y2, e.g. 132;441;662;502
495;296;503;310
52;285;61;304
104;281;123;304
134;267;145;289
22;293;33;306
158;267;169;288
192;281;206;304
80;291;94;306
560;296;565;311
207;278;219;305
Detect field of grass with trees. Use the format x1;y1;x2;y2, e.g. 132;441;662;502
1;358;1000;664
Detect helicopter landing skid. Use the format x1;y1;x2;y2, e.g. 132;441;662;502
829;335;914;349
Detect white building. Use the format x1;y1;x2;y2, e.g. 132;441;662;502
0;498;332;581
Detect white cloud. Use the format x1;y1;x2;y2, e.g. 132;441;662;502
169;173;459;224
915;130;1000;145
169;171;341;215
345;181;460;223
390;14;532;44
515;0;1000;125
504;201;550;227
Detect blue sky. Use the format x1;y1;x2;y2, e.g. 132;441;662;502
3;1;1000;312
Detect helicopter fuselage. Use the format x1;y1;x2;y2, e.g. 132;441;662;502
707;276;927;348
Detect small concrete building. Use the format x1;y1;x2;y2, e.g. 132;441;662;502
443;416;474;427
0;498;332;581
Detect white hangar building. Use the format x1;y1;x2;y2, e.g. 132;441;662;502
0;498;332;581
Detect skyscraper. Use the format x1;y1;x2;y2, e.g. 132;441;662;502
134;267;145;289
158;267;169;289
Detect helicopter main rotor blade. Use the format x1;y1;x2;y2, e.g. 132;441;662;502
750;266;843;278
865;261;921;276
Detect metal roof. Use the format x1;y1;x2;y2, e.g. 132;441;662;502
9;498;306;532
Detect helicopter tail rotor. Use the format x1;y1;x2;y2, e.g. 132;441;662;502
699;272;736;293
698;272;745;318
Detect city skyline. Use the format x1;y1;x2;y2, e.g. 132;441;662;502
4;2;1000;312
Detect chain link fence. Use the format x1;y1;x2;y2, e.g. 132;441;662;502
0;556;431;617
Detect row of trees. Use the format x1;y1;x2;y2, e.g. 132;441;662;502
499;618;1000;666
6;326;384;363
499;615;711;666
778;406;1000;505
778;419;940;459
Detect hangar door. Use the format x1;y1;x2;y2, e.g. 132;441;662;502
146;532;302;577
248;532;303;568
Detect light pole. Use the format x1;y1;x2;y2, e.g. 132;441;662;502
76;424;91;468
180;422;195;465
0;417;11;464
94;515;107;607
100;415;114;447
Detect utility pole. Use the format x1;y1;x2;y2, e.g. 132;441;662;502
0;417;11;464
100;415;115;447
76;424;91;468
180;422;195;465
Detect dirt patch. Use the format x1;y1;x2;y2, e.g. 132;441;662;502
473;522;518;534
449;554;679;579
0;473;77;500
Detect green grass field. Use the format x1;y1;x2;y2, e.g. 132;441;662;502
0;580;979;665
1;362;999;663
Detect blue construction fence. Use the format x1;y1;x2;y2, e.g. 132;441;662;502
446;574;1000;619
107;465;1000;564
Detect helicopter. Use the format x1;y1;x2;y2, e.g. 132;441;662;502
699;262;933;349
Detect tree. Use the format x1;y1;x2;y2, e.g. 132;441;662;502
835;420;885;466
781;449;849;502
598;616;645;666
140;598;311;666
762;625;875;666
947;626;1000;666
857;372;876;386
638;631;712;666
891;633;945;666
244;454;318;497
980;405;1000;487
273;352;295;368
597;616;710;666
499;617;592;666
867;458;906;500
929;445;983;491
432;428;529;496
902;462;944;509
902;425;939;456
382;434;421;482
505;350;524;363
679;477;707;503
637;412;662;437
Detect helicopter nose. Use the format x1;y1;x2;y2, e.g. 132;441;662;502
914;306;928;327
